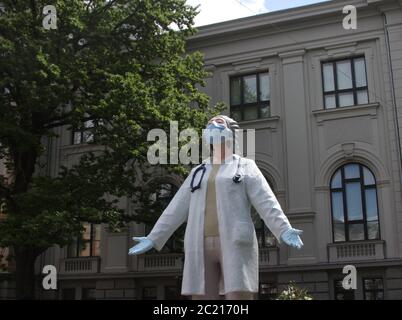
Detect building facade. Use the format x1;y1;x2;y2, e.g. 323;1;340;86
1;0;402;300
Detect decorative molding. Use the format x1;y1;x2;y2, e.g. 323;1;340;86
204;64;216;77
324;41;358;51
324;42;358;58
238;115;280;131
278;49;306;58
287;256;317;265
254;158;285;191
315;147;391;187
188;0;372;44
341;142;356;159
314;185;330;192
312;102;380;125
272;190;286;197
232;58;263;71
375;179;392;188
278;49;306;65
286;211;316;220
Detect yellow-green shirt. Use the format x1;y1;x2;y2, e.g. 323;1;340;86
204;164;221;236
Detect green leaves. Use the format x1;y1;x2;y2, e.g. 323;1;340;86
277;282;314;300
0;0;221;262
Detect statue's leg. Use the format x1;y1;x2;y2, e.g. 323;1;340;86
192;236;221;300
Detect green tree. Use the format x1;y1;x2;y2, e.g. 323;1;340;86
0;0;220;299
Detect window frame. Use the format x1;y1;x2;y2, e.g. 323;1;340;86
164;285;180;300
82;287;96;300
258;282;278;300
142;286;157;300
61;288;76;300
145;182;182;253
67;223;101;258
251;175;277;248
333;279;355;300
253;215;276;248
229;70;271;121
71;118;96;145
330;163;381;243
321;56;368;109
362;277;384;300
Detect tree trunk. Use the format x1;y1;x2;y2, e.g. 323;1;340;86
14;247;39;300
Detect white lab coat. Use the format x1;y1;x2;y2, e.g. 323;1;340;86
146;154;292;296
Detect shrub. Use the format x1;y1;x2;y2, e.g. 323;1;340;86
277;281;313;300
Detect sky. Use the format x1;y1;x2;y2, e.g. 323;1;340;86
186;0;331;27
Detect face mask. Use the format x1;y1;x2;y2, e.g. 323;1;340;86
203;121;233;144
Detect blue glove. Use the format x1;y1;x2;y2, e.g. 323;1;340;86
128;236;154;255
280;228;304;249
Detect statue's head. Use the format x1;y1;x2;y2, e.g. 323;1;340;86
203;114;240;149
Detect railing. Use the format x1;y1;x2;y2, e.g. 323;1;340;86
137;253;184;272
59;257;100;274
135;247;279;272
328;240;385;262
259;247;279;266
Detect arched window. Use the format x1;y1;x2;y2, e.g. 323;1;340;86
145;183;182;253
251;176;277;247
330;163;380;242
148;183;178;214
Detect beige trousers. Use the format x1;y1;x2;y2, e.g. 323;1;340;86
191;236;255;300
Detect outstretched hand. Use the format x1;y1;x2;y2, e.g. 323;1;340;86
280;228;304;249
128;237;154;255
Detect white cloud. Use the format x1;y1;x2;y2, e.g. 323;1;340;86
186;0;268;27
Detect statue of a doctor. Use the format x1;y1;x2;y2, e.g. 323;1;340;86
129;115;303;300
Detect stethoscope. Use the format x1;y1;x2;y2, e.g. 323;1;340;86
190;156;243;193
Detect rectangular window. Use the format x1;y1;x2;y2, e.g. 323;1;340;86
82;288;96;300
68;223;101;258
259;283;278;300
363;278;384;300
334;280;355;300
72;116;96;145
164;286;180;300
230;71;270;122
61;288;76;300
142;287;157;300
322;57;368;109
